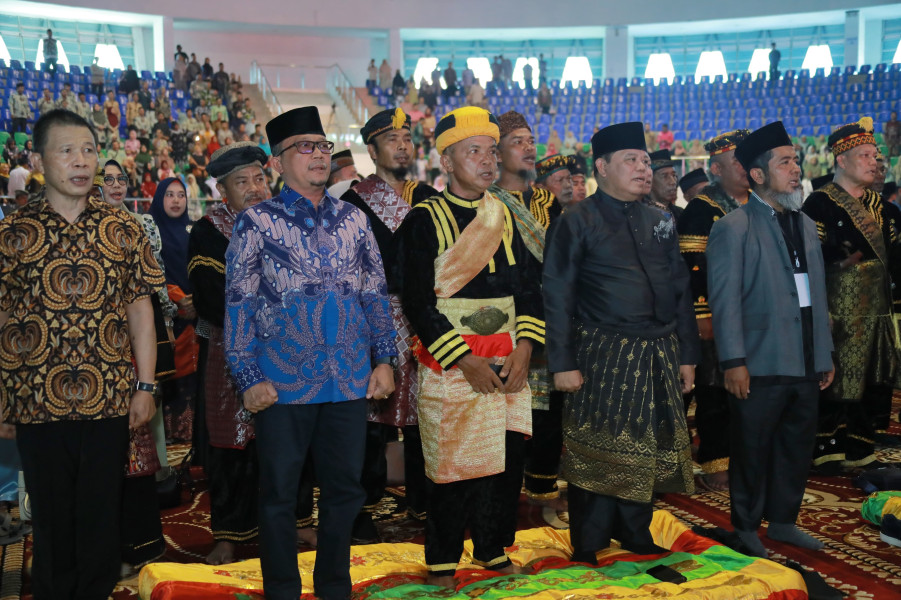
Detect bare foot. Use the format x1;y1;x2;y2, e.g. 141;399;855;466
700;471;729;492
297;527;318;547
426;574;456;589
205;541;235;565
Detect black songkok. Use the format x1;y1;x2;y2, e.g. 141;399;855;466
330;149;355;172
648;149;674;171
266;106;325;150
361;108;411;144
590;122;646;160
734;121;793;171
679;168;709;193
208;141;268;180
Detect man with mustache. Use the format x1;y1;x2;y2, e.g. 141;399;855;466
490;111;565;512
393;106;543;588
802;118;901;473
225;107;396;600
493;111;560;228
341;108;437;541
188;142;318;565
534;154;574;207
644;149;683;220
707;121;834;557
676;129;750;493
544;122;699;563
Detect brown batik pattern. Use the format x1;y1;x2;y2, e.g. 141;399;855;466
0;196;164;424
562;327;694;503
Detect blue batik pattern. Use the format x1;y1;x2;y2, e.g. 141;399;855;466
225;184;396;404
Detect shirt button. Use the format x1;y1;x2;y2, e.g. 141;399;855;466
791;292;797;297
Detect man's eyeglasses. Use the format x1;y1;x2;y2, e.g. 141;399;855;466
277;140;335;156
103;175;129;185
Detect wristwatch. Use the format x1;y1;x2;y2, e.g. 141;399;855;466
136;381;158;394
376;356;399;371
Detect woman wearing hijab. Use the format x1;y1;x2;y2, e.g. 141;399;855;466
101;161;176;575
150;179;199;443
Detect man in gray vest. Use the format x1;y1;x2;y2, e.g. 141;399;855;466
707;121;834;557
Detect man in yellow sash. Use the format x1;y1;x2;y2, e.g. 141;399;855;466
393;106;545;588
802;117;901;473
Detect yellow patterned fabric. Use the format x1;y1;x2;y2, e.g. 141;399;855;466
563;327;694;503
429;190;513;293
139;514;807;599
418;332;532;483
826;259;900;399
0;195;164;424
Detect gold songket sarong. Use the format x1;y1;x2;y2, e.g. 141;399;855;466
826;259;900;400
418;297;532;483
563;327;694;503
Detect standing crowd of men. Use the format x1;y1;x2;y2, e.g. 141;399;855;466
0;88;898;599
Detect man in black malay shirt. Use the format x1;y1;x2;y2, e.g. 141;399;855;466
341;108;436;541
707;121;834;557
544;122;699;562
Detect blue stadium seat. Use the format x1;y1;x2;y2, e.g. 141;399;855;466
24;61;36;71
859;65;871;75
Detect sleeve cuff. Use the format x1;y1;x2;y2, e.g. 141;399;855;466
694;297;711;318
427;330;472;370
516;315;545;347
233;363;266;393
720;358;747;370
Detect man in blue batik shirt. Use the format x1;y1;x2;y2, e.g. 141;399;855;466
224;106;397;600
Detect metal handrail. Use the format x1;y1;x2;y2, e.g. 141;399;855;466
249;60;283;116
327;63;369;126
248;61;369;126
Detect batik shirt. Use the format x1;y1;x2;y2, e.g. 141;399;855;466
0;194;164;424
224;185;396;404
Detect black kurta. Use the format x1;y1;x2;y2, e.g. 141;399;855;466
544;191;700;372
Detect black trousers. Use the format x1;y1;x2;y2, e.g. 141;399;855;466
121;473;165;566
425;431;525;576
192;337;210;470
360;422;397;511
729;380;818;531
360;422;429;518
208;441;315;542
17;416;129;600
402;424;430;518
524;391;564;498
567;484;657;562
695;385;731;473
256;400;366;600
12;118;28;133
814;384;889;467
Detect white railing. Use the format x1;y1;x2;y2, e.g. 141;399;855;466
249;61;284;117
327;64;369;126
248;61;369;127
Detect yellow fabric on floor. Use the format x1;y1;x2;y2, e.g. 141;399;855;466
138;510;806;599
